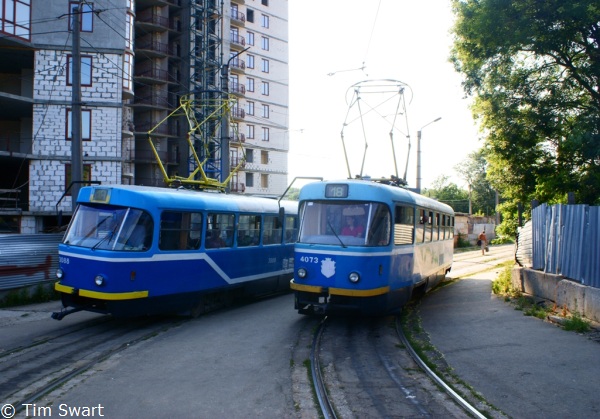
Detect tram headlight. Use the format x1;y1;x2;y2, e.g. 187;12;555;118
94;275;105;286
56;268;64;280
297;268;308;279
348;272;360;283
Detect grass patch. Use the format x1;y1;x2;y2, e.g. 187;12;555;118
491;263;519;297
563;312;591;333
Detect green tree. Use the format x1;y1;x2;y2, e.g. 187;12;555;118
451;0;600;235
423;175;470;213
455;148;497;215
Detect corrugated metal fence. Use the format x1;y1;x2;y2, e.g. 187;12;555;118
0;234;63;291
527;203;600;288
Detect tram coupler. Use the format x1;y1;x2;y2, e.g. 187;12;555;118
51;307;83;320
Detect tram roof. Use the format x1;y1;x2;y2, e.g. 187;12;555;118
77;185;298;214
299;179;454;214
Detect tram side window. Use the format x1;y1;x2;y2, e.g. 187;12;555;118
159;211;202;250
206;213;235;249
394;205;414;245
425;211;434;242
449;216;455;238
441;214;447;240
284;215;298;243
366;205;391;246
263;215;282;245
433;212;440;241
416;209;426;243
238;214;261;246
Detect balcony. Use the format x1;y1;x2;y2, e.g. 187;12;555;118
230;58;246;73
134;121;171;136
231;107;245;120
230;34;246;50
135;66;171;84
230;132;246;143
136;38;169;58
132;94;171;110
136;10;169;32
229;81;245;96
231;9;246;25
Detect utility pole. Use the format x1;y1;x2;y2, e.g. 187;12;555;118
71;2;83;211
416;117;441;194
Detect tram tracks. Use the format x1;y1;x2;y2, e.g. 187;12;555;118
309;315;486;418
0;315;183;415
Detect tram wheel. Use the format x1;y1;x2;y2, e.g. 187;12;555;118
189;298;206;318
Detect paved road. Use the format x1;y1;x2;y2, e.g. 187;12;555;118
420;254;600;418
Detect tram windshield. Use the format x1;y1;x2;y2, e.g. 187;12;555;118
63;204;154;251
298;201;390;246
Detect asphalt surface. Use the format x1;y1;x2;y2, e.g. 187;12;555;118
420;267;600;419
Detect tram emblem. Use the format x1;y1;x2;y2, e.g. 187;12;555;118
321;258;336;278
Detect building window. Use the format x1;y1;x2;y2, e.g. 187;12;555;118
261;14;269;28
261;36;269;51
261;58;269;73
67;55;93;86
125;11;134;50
261;150;268;164
1;0;31;40
260;174;268;188
123;52;133;90
247;8;254;23
247;31;254;46
247;77;255;92
246;149;254;163
66;109;92;141
262;104;269;118
247;54;255;69
261;127;269;141
69;2;94;32
246;172;254;188
247;124;255;139
65;164;92;195
261;81;269;96
262;0;269;6
247;101;255;116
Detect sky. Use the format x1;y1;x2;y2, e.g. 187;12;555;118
286;0;481;190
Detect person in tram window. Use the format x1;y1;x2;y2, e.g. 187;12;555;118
341;215;364;237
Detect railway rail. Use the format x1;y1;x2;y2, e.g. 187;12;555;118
0;315;183;415
310;315;486;418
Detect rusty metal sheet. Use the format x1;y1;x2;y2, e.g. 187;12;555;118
0;234;63;291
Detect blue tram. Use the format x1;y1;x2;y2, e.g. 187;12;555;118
290;179;454;315
53;185;298;319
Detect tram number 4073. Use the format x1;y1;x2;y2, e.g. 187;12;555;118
300;256;319;264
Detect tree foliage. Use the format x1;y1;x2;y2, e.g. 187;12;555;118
455;148;497;215
451;0;600;234
423;175;470;213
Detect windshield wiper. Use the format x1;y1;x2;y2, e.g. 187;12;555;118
91;231;114;251
327;220;347;248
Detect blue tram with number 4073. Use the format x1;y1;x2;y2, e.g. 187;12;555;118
290;179;454;315
53;185;298;319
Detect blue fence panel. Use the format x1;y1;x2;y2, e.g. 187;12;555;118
582;206;600;288
532;204;548;271
531;203;599;288
559;205;586;282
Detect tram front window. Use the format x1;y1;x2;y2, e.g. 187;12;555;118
298;202;390;246
64;205;153;251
